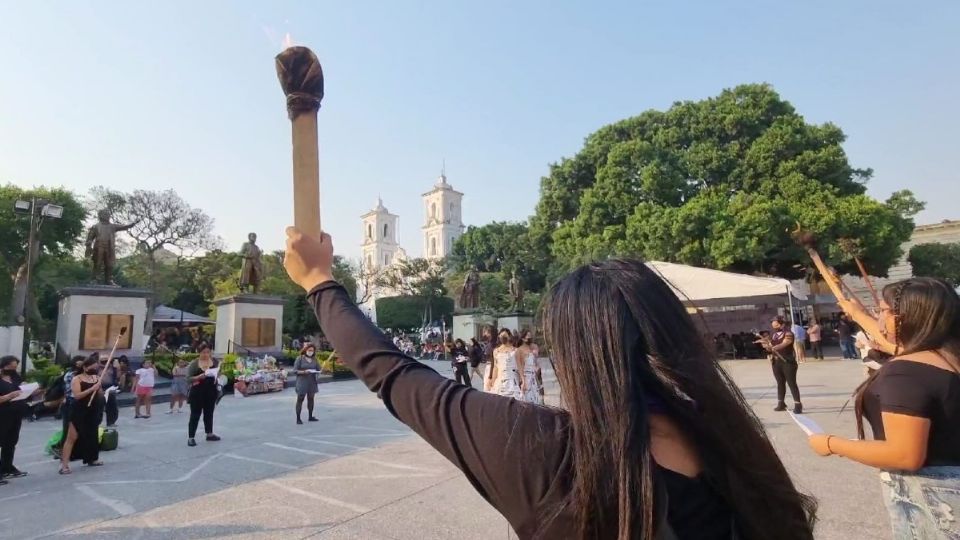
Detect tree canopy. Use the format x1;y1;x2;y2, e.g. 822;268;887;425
449;222;548;292
530;84;920;279
0;184;87;323
908;243;960;287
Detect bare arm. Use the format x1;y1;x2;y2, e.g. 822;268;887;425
73;376;101;400
807;248;896;354
813;413;930;471
771;332;795;352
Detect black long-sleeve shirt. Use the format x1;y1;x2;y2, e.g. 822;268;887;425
308;282;732;539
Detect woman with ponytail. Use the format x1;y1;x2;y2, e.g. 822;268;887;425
284;228;816;540
808;278;960;539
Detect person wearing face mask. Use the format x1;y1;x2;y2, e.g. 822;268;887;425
0;356;31;481
293;344;320;424
59;355;105;474
761;317;802;414
485;329;523;398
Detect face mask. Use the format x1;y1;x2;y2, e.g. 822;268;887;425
306;351;315;357
2;367;16;374
85;368;97;375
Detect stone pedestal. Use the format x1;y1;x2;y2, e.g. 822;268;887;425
56;286;152;359
213;295;284;356
497;313;535;334
452;312;496;344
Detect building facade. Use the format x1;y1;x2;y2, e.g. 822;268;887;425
421;173;464;260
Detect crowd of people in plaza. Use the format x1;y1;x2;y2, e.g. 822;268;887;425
277;226;960;540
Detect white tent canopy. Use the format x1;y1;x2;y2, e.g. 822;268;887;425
646;261;806;308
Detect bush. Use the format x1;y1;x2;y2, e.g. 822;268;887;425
318;351;351;375
25;365;64;388
148;353;198;378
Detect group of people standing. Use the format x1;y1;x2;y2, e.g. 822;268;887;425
484;329;544;405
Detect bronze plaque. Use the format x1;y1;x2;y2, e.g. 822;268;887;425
259;318;276;347
108;315;134;349
241;318;261;347
80;314;109;350
80;314;133;350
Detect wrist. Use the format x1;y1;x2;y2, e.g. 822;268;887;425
826;435;836;455
301;272;334;293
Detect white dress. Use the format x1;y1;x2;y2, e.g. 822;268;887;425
521;351;543;405
490;348;523;399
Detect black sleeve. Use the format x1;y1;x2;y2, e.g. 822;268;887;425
307;282;569;526
876;364;935;418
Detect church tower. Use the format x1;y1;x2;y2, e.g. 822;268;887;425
421;172;464;259
361;198;400;270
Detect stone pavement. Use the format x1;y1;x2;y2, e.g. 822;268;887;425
1;359;888;539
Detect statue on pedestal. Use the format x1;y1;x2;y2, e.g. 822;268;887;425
239;233;263;294
459;268;480;310
509;270;525;312
85;210;137;286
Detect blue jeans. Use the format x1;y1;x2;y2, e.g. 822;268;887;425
880;467;960;539
840;338;858;359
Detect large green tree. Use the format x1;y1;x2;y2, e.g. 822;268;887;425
449;222;549;292
908;243;960;287
530;84;920;278
0;184;87;325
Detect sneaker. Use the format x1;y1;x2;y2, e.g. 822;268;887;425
106;423;117;428
793;403;803;414
773;403;787;412
187;438;197;447
4;469;27;479
205;434;221;442
177;408;184;414
134;414;142;419
165;410;174;415
297;418;303;425
308;417;319;422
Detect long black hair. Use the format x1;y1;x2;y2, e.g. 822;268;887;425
854;277;960;438
541;259;816;540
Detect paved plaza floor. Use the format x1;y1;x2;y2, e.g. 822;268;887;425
2;358;888;539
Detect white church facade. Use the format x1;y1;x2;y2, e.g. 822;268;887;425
358;173;465;323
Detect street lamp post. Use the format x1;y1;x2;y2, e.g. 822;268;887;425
13;198;64;377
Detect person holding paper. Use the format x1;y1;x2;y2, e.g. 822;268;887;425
808;278;960;539
284;229;817;540
292;344;320;424
0;356;30;480
186;345;220;447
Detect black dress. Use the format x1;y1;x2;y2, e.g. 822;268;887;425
70;380;103;464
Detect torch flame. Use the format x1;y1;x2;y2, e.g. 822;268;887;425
282;32;293;49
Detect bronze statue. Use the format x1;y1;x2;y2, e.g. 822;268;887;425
239;233;263;294
459;268;481;310
509;270;525;312
85;210;137;285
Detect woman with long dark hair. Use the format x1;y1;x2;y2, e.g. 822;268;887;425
283;229;816;539
186;345;221;447
59;356;104;474
808;278;960;538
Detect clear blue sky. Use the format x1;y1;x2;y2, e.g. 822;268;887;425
1;1;957;259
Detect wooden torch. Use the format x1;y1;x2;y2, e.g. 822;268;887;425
275;46;325;238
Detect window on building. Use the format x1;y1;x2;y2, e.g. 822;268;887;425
384;253;391;266
430;237;437;256
366;254;372;268
367;224;372;239
449;202;454;215
383;224;388;239
431;202;437;219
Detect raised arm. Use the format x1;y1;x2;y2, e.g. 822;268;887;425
806;247;896;354
285;228;567;525
115;220;139;232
